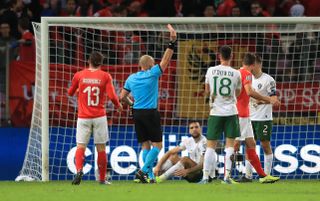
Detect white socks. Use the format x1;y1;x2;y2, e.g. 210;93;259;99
161;159;174;172
209;151;218;178
245;153;273;178
264;153;273;175
245;160;253;179
202;148;216;180
224;147;234;180
160;161;184;181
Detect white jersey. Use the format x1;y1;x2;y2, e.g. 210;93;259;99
250;73;276;121
205;65;241;116
179;135;207;164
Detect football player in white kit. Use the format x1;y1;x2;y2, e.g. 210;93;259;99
154;121;208;183
238;54;279;182
199;46;242;184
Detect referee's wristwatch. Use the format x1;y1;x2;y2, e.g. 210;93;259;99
168;40;177;50
129;104;133;117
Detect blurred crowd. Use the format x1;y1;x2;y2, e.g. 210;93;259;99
1;0;319;23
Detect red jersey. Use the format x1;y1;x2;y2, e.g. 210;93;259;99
237;68;252;117
68;69;120;118
216;0;237;16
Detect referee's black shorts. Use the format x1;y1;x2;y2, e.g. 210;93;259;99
132;109;162;143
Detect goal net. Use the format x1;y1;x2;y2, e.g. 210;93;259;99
17;17;320;181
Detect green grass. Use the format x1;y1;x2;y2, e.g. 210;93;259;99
1;180;319;201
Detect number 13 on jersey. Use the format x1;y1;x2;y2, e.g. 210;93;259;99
83;86;100;106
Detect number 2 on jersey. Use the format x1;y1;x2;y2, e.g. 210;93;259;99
83;86;100;106
212;76;232;96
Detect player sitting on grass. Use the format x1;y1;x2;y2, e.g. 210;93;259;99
153;121;211;183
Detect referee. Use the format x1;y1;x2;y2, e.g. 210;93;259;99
120;24;177;183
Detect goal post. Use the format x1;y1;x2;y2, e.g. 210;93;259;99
41;19;50;182
17;17;320;182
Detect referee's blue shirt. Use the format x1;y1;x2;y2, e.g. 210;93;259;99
124;64;162;109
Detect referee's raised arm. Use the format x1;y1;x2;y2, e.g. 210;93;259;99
159;24;177;72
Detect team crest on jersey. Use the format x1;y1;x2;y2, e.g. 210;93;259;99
258;83;262;89
270;81;275;87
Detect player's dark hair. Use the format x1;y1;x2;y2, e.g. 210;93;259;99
255;54;262;64
89;51;104;68
219;45;232;60
243;53;256;65
188;121;201;127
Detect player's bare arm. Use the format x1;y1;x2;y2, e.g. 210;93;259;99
67;74;79;96
159;24;177;72
120;88;134;106
174;155;204;177
260;95;280;106
106;77;123;112
236;76;242;97
205;83;215;103
154;146;182;176
205;83;210;97
244;83;280;106
68;87;77;97
236;88;241;97
174;168;188;177
256;95;280;105
270;96;280;106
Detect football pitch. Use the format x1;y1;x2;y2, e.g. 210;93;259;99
1;180;319;201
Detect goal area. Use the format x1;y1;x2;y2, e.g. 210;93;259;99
16;17;320;181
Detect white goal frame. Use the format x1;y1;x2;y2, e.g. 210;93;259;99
39;17;320;181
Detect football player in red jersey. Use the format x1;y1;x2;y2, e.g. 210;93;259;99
68;51;122;185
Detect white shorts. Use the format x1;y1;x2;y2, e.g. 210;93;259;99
236;117;254;141
76;116;109;144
